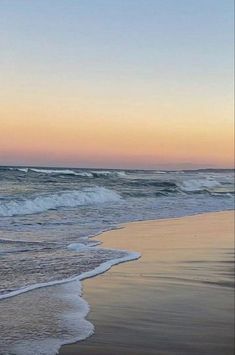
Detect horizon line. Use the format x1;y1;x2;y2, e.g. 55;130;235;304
0;164;234;172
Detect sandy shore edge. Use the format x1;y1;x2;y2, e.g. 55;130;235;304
60;211;234;355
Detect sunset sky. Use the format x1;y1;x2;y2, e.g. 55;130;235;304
0;0;234;169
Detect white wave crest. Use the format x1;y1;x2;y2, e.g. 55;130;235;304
0;187;121;217
76;172;94;177
7;167;126;178
9;167;29;173
179;178;221;192
91;170;126;178
154;170;167;174
31;168;77;174
30;168;93;177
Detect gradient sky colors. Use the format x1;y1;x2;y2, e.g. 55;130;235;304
0;0;234;169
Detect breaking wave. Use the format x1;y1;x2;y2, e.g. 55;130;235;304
30;168;93;177
5;167;127;178
0;187;121;217
91;170;127;178
8;167;29;173
179;178;222;192
122;177;233;196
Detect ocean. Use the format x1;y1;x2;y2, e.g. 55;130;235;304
0;167;234;354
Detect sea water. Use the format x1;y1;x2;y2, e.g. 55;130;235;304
0;167;234;354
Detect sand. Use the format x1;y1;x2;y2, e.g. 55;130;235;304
59;211;234;355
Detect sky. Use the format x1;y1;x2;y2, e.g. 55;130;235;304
0;0;234;169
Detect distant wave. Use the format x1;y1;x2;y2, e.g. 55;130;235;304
5;167;93;177
91;170;127;178
123;177;234;197
30;168;94;177
8;167;29;173
31;168;81;175
179;178;221;192
0;187;121;217
153;171;167;174
5;167;127;178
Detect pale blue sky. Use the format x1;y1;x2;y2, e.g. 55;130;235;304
1;0;233;89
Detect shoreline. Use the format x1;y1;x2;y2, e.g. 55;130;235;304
59;210;234;355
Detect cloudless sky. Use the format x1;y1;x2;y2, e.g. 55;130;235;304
0;0;234;169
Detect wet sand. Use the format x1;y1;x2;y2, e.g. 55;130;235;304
60;211;234;355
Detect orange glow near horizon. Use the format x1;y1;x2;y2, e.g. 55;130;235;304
0;92;234;169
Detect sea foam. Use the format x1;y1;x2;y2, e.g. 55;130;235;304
30;168;93;177
179;178;221;192
7;167;126;178
0;248;140;355
91;170;127;178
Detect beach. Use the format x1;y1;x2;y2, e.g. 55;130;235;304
1;169;234;354
60;211;234;355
